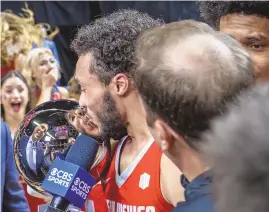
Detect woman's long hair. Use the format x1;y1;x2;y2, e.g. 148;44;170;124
1;71;32;120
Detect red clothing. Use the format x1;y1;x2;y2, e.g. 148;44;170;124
88;136;173;212
1;63;15;77
86;183;107;212
19;177;46;212
86;147;109;212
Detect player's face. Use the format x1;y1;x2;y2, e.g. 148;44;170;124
220;14;269;82
75;54;127;140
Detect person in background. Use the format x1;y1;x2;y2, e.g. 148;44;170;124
200;1;269;82
1;71;31;139
132;20;255;211
41;26;60;63
23;47;69;107
0;71;50;211
1;120;30;212
33;25;62;86
1;4;61;78
205;83;269;212
1;4;43;75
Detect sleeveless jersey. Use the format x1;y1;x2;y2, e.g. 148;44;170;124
87;146;109;212
105;136;173;212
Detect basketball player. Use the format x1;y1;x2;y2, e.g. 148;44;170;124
71;10;184;211
132;20;255;211
200;1;269;82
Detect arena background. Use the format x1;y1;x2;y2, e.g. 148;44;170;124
1;1;203;86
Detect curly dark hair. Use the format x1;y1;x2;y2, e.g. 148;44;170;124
71;9;164;85
199;1;269;29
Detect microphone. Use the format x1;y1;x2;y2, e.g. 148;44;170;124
41;134;99;212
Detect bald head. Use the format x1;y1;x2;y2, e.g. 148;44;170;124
165;34;232;73
164;32;252;106
133;20;255;148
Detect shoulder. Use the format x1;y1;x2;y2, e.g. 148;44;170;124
172;171;213;212
160;153;185;206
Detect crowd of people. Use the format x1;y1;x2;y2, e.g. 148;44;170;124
1;5;78;211
1;1;269;212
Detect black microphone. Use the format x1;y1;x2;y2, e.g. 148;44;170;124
42;134;99;212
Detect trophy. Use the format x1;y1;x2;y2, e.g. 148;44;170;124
13;100;86;212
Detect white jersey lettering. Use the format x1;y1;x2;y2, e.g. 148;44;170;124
106;200;156;212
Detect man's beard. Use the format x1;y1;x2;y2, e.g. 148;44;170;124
96;91;128;141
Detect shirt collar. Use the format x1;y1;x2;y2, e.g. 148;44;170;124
181;170;212;201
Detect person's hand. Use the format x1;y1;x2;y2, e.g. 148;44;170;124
41;68;58;89
67;108;100;137
43;196;52;203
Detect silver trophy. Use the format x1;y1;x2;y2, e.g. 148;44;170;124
13;100;86;211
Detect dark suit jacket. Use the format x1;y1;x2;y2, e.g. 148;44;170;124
171;171;214;212
1;121;30;212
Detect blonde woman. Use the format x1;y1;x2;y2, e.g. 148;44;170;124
23;47;69;107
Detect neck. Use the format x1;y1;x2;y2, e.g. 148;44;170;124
4;112;24;137
169;141;208;182
124;93;152;149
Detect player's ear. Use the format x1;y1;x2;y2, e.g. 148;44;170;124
153;120;176;151
110;73;130;97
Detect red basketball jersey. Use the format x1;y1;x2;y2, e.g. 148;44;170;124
86;147;109;212
105;136;173;212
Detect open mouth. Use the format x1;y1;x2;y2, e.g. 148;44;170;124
11;102;22;112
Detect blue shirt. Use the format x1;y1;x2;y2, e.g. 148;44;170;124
171;170;214;212
1;121;30;212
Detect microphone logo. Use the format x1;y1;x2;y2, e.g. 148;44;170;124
50;168;58;176
74;177;80;186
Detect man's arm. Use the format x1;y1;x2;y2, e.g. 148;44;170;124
160;153;185;206
3;123;30;212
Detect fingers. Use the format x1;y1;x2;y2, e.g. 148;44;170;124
79;116;96;132
67;109;98;135
44;196;52;203
51;68;58;80
43;69;58;81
